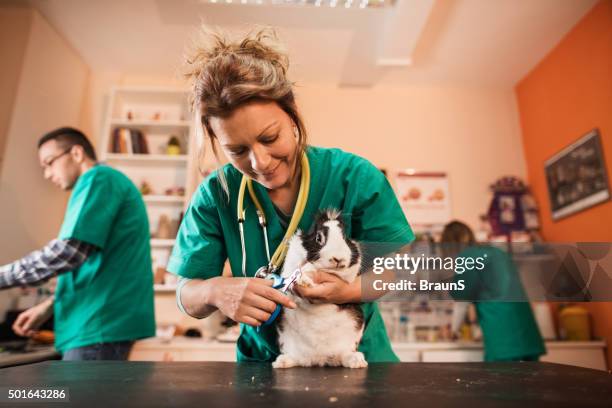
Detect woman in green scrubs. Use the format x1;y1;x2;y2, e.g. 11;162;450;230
167;28;414;363
443;221;546;361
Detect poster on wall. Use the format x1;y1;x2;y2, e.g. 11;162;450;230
545;129;610;221
394;170;451;231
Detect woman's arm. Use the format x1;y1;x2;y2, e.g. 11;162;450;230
179;276;297;325
177;278;219;319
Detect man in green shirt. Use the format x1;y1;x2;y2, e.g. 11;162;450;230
0;127;155;360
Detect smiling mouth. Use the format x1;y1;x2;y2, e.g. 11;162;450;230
260;162;281;177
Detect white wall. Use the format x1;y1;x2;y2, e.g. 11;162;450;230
296;84;527;228
0;6;32;179
87;76;526;230
0;9;90;264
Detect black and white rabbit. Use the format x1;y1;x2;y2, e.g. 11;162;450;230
272;209;367;369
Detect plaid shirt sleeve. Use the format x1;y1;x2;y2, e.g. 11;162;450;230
0;239;97;289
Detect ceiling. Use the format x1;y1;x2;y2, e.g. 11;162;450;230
26;0;598;87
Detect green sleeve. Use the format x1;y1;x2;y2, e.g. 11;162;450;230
349;159;415;245
167;184;227;280
58;169;119;248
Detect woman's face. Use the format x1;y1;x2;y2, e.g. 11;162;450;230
208;101;299;190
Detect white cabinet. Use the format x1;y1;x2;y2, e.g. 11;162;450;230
392;349;420;363
394;341;607;370
130;339;236;362
540;342;607;370
130;339;607;370
420;350;484;363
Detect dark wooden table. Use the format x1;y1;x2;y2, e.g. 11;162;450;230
0;361;611;407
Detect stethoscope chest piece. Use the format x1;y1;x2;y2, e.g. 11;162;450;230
255;265;272;279
256;273;285;332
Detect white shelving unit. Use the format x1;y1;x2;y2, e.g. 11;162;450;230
143;195;185;204
106;153;189;164
100;86;197;293
150;239;177;248
153;284;178;293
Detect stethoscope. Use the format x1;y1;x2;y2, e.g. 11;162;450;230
236;152;311;278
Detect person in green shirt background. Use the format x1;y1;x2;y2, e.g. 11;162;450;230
169;27;414;363
443;220;546;362
0;127;155;360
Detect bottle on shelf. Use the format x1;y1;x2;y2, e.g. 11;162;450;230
398;315;408;342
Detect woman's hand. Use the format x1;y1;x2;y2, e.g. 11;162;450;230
294;270;360;304
210;277;297;327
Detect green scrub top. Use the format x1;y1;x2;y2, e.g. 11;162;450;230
451;245;546;361
168;146;414;362
56;165;156;352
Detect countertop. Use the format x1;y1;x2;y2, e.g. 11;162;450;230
1;361;611;407
0;344;59;369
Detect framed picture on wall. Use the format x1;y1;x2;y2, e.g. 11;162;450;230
544;129;610;220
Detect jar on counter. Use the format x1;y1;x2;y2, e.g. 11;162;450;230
558;305;591;341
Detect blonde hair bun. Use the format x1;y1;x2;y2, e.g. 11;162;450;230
184;26;292;116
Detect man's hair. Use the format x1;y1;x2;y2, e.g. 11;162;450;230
38;127;97;161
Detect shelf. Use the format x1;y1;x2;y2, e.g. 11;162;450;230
110;119;191;131
153;284;177;293
105;154;188;165
102;87;194;302
151;239;176;248
512;254;557;262
111;119;190;126
143;195;185;204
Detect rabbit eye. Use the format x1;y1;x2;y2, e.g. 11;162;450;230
316;230;326;246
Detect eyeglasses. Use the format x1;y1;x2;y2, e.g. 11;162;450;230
42;148;72;170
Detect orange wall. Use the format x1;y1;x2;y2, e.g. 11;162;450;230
515;0;612;370
516;0;612;242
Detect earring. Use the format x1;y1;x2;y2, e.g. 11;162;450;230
293;127;299;138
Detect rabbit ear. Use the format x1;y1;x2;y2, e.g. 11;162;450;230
325;208;342;222
314;209;330;224
308;210;330;234
312;208;343;229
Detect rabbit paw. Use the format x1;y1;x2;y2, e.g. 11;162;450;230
341;352;368;369
272;354;298;369
297;271;315;288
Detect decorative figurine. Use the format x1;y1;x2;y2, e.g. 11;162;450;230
166;136;181;156
140;181;153;196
